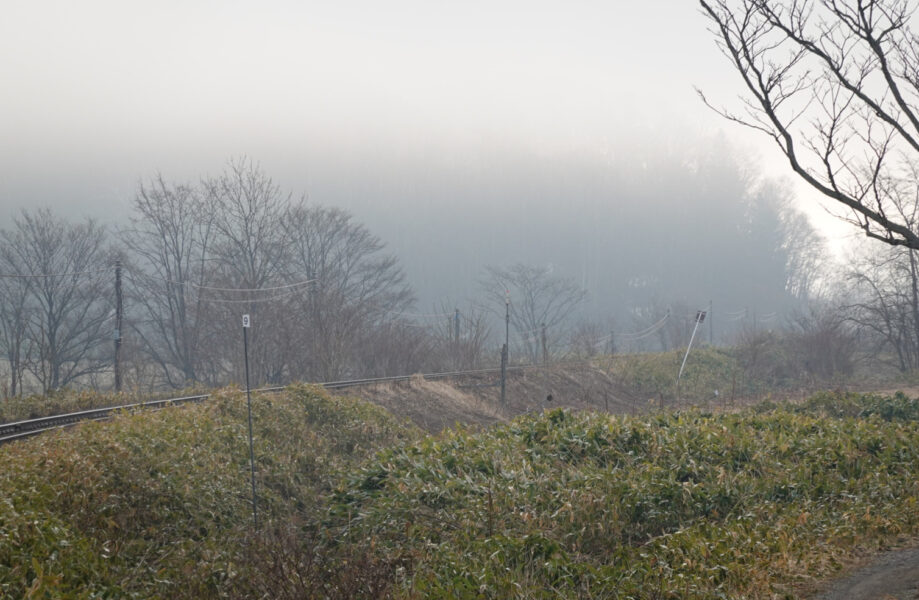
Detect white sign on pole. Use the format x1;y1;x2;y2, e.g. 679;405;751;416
242;314;250;328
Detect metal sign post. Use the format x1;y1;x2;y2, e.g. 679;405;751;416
501;290;510;406
242;314;258;527
114;259;123;393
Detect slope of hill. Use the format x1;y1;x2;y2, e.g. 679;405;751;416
3;385;919;598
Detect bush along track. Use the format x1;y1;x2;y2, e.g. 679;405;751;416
0;384;419;599
3;387;919;597
330;392;919;599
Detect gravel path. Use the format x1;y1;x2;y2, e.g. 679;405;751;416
813;547;919;600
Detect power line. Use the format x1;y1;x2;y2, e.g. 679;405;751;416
123;267;318;293
198;288;307;304
191;279;317;293
616;313;670;340
0;267;111;279
387;310;454;320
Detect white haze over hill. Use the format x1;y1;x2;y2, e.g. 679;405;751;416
0;0;857;326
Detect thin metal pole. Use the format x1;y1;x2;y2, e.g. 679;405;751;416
504;291;510;361
542;323;548;402
243;324;258;528
114;259;123;393
500;344;507;406
502;291;509;406
677;312;705;403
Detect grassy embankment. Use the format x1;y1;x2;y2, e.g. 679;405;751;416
606;345;908;406
3;385;919;598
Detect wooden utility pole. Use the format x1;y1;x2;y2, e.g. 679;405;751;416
709;300;713;346
541;323;548;367
454;308;460;343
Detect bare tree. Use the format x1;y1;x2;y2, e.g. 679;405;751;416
780;200;828;299
0;209;113;393
480;263;586;363
428;304;492;370
846;242;919;370
787;304;856;380
120;175;214;387
356;320;436;377
283;204;415;380
204;158;295;385
699;0;919;248
568;319;613;359
0;256;32;397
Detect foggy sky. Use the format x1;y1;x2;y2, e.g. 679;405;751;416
0;0;856;317
2;3;792;207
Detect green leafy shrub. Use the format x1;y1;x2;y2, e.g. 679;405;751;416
327;402;919;598
7;387;919;598
0;384;418;598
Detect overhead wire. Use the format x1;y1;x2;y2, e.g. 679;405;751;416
616;313;670;341
122;266;318;293
387;310;454;320
191;279;317;293
0;266;111;279
197;287;307;304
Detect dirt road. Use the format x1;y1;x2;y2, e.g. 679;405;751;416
812;546;919;599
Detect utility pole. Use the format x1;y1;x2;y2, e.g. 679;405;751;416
541;323;548;367
709;300;713;346
453;308;461;370
114;258;123;393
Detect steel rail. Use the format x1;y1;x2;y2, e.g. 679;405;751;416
0;365;544;445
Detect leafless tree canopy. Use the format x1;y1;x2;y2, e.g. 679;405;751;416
120;175;214;387
846;241;919;370
118;159;419;388
283;204;415;381
699;0;919;248
0;246;31;396
480;263;586;362
0;209;112;393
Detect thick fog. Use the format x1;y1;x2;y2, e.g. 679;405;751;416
0;0;841;352
297;131;821;330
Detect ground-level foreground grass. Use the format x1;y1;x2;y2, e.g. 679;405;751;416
3;386;919;598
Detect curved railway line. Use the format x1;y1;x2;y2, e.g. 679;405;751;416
0;365;544;445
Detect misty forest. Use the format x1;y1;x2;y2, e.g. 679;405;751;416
0;142;864;397
11;1;919;599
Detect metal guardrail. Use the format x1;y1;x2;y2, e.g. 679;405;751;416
0;366;536;445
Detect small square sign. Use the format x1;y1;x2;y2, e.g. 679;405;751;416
242;314;250;328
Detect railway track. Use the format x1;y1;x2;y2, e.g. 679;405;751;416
0;366;528;445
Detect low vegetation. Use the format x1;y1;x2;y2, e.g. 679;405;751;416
3;385;919;598
606;339;883;407
0;385;418;598
0;386;213;424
